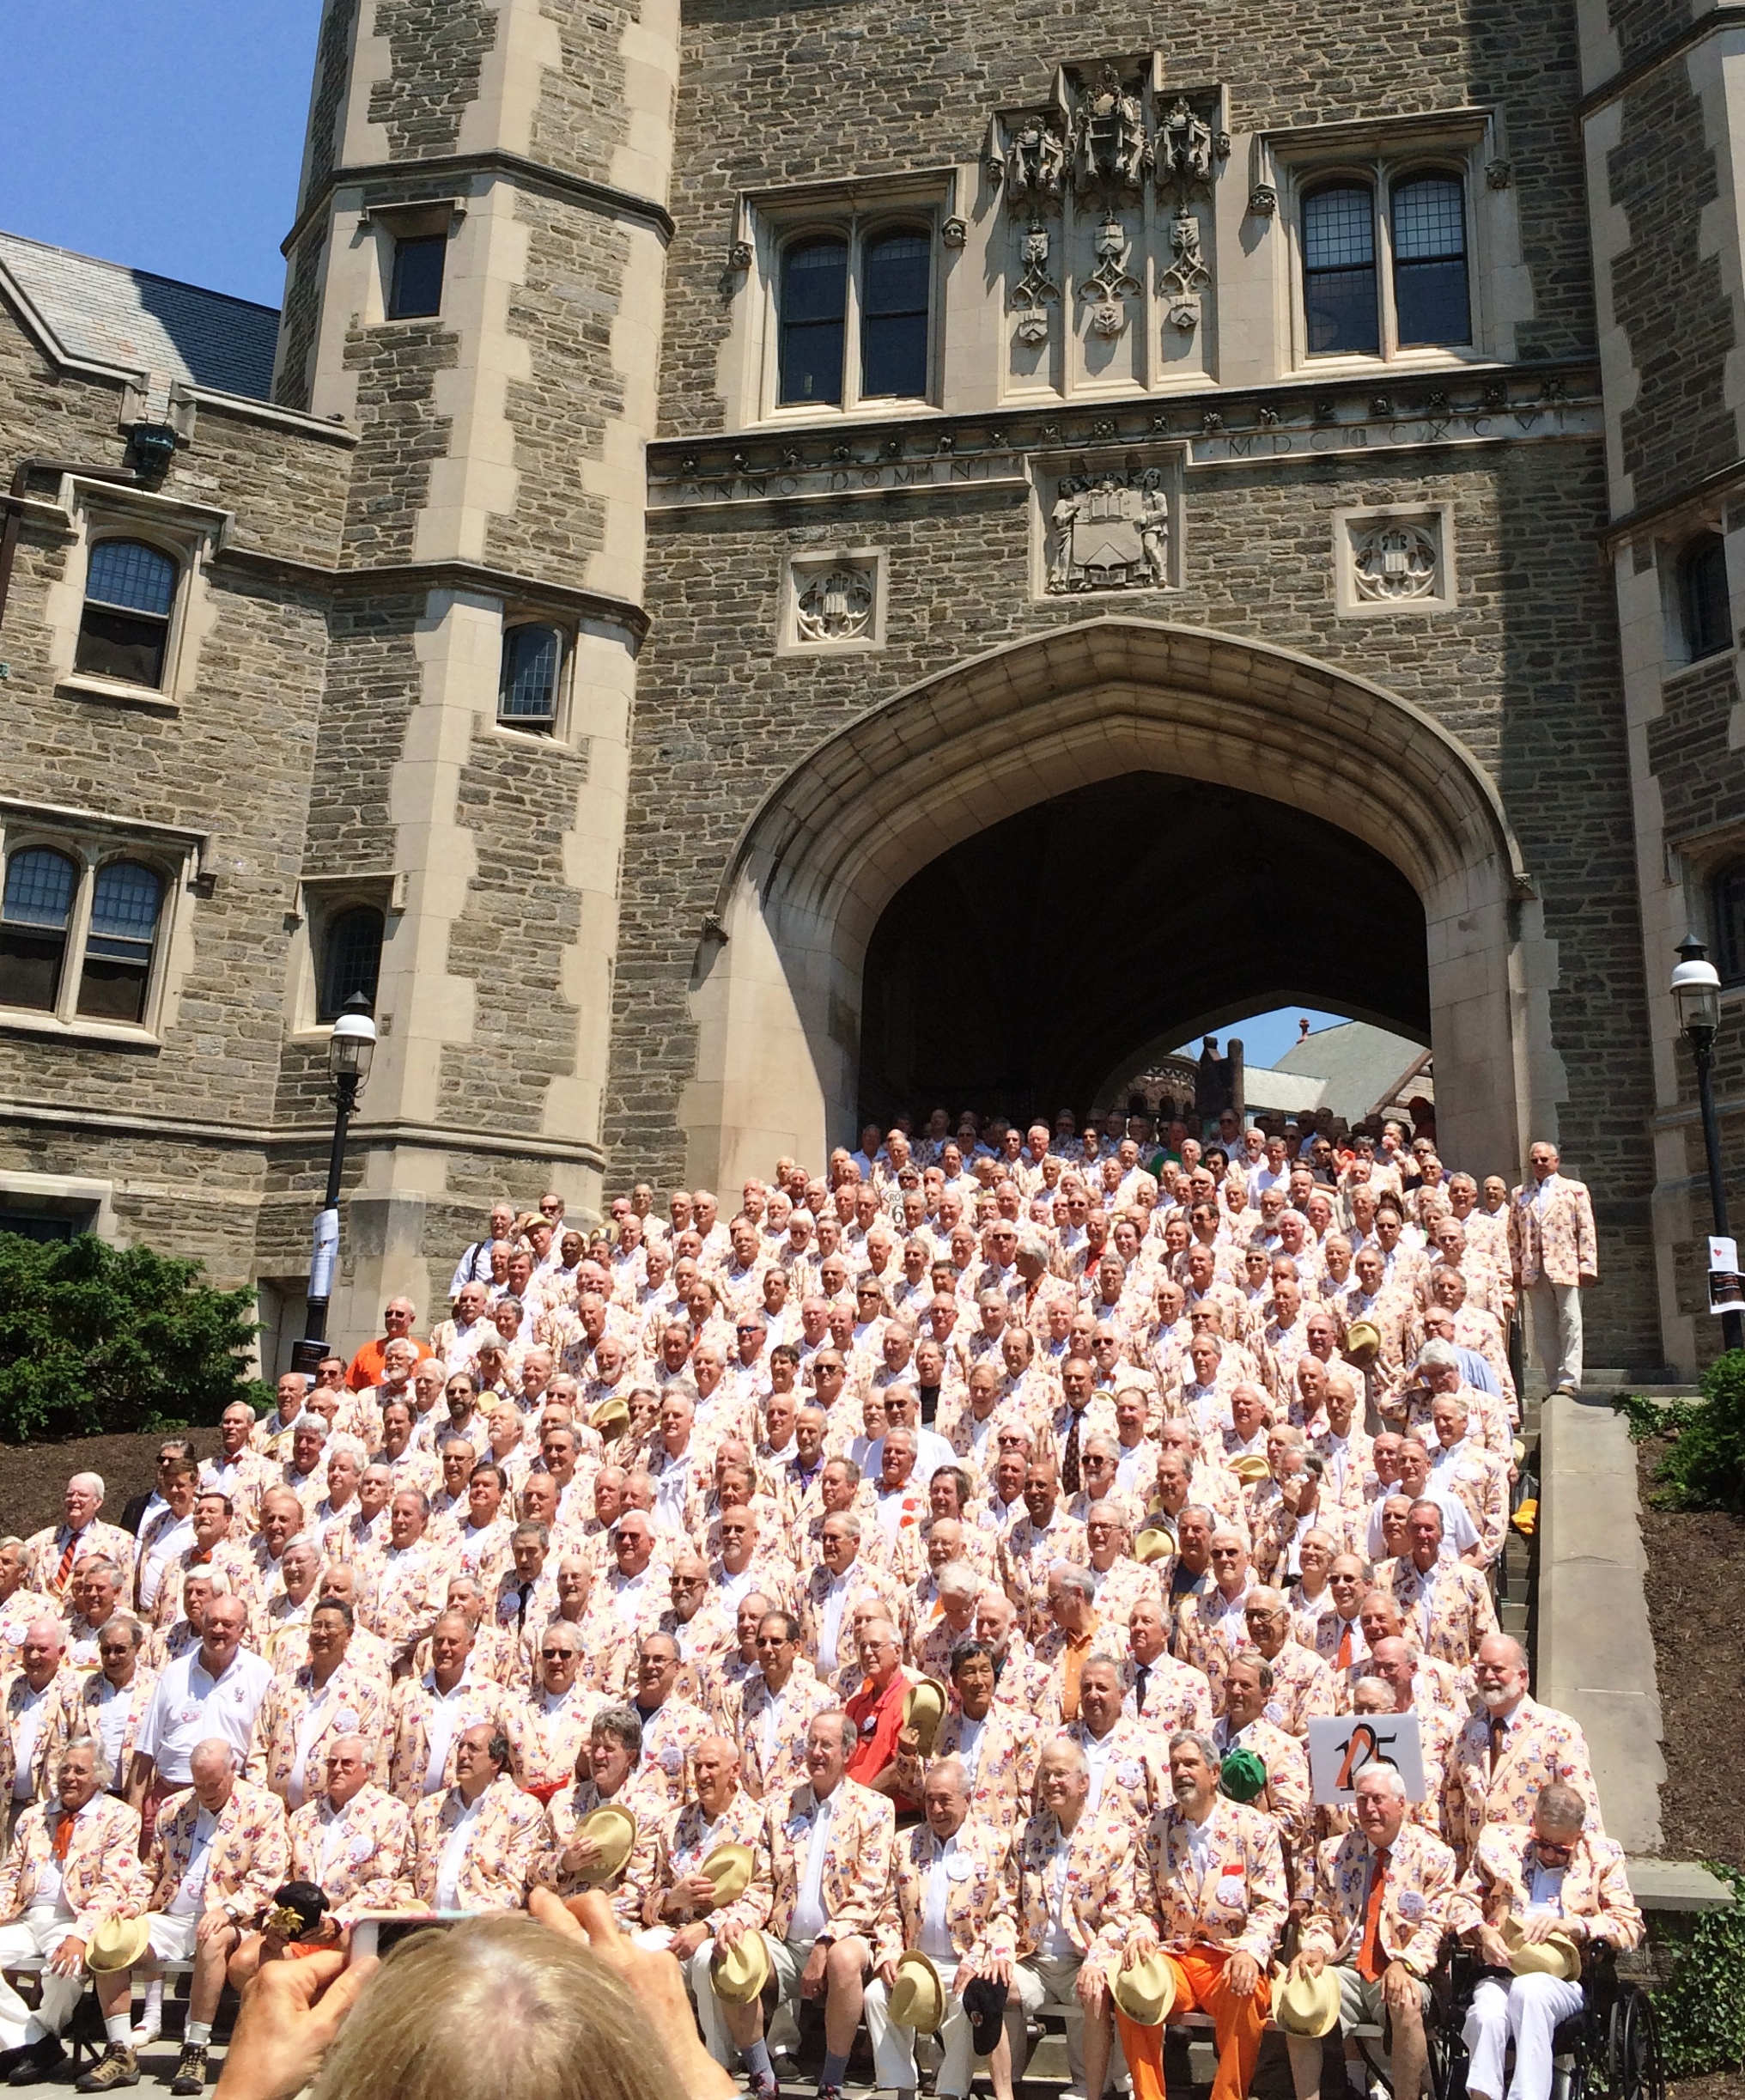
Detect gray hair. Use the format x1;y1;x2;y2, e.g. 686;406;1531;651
590;1704;644;1758
1048;1564;1097;1602
1169;1730;1223;1768
1417;1339;1460;1373
59;1734;113;1791
1354;1762;1408;1801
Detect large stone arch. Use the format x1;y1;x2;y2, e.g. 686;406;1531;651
683;617;1560;1186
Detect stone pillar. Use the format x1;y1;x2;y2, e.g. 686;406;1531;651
272;0;675;1335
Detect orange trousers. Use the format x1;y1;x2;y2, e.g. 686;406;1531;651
1115;1945;1272;2100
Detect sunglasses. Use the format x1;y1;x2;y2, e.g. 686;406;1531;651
539;1647;577;1661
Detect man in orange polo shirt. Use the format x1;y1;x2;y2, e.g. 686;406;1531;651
844;1616;916;1811
345;1297;435;1391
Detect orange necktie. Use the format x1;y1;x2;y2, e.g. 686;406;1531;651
1336;1621;1353;1671
54;1536;77;1596
52;1816;74;1862
1357;1846;1390;1981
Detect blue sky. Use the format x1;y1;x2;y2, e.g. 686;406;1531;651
0;3;325;307
1176;1007;1352;1070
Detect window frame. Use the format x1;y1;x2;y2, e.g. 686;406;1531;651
757;207;944;423
1714;859;1745;988
64;523;197;706
495;619;572;739
74;538;182;691
1677;533;1732;664
56;483;227;714
316;901;387;1025
1286;151;1481;371
0;829;179;1039
288;873;403;1044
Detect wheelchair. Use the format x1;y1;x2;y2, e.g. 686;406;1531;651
1346;1939;1664;2100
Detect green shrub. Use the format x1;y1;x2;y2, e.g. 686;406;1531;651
1614;1348;1745;1513
1650;1861;1745;2076
0;1232;267;1442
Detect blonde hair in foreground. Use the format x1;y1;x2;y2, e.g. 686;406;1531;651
310;1915;672;2100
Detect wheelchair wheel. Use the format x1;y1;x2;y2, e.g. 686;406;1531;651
1611;1990;1666;2100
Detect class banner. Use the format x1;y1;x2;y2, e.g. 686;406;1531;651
1307;1712;1426;1804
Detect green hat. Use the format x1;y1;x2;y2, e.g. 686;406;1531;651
1219;1746;1268;1804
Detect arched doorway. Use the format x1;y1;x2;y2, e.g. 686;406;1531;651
684;618;1554;1186
856;773;1430;1126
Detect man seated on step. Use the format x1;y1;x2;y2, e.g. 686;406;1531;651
0;1738;148;2090
1278;1761;1459;2100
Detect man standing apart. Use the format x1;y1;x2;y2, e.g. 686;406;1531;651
1509;1143;1596;1399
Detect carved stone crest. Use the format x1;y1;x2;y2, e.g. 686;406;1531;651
1012;222;1060;344
1073;66;1147;196
794;563;875;640
1046;466;1171;592
1352;521;1438;602
1079;216;1141;338
1000;112;1068;202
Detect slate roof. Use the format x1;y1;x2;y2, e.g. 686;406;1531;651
1269;1020;1433;1123
0;230;279;400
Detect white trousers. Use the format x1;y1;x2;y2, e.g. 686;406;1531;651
1463;1972;1585;2100
864;1971;976;2098
0;1908;85;2051
1525;1279;1584;1395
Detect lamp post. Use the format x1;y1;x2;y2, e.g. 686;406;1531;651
1671;935;1744;1354
293;991;377;1373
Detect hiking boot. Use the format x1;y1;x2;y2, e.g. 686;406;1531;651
74;2044;139;2092
167;2043;209;2096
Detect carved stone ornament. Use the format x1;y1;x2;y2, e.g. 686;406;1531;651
1046;466;1171;593
941;216;968;247
1079;216;1141;337
728;240;753;270
1154;97;1215;192
1249;184;1277;216
1012;221;1061;344
1486;158;1512;189
1352;520;1438;602
1000;112;1068;203
794;563;876;642
1073;66;1147;197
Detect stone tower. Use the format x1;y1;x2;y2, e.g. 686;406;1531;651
266;0;678;1330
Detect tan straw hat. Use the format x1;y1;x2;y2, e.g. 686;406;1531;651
1504;1916;1583;1982
1134;1525;1176;1564
902;1676;949;1756
1229;1453;1271;1484
711;1930;772;2004
571;1803;637;1887
1112;1950;1176;2025
698;1842;756;1907
86;1914;151;1974
1275;1965;1341;2038
890;1949;945;2033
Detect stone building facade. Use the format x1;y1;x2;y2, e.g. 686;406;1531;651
0;0;1737;1376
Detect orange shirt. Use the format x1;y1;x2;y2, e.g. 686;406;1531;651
846;1668;915;1810
344;1335;434;1391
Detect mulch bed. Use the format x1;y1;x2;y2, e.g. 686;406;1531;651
0;1427;218;1538
1635;1441;1745;1875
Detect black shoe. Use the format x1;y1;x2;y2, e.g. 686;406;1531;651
167;2043;208;2096
7;2035;65;2085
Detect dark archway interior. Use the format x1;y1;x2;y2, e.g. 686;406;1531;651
857;772;1431;1125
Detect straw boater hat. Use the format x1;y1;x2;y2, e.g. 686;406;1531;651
710;1931;771;2004
1134;1524;1176;1564
87;1915;151;1974
1228;1453;1271;1484
1275;1966;1341;2038
569;1804;637;1887
902;1677;949;1756
698;1843;756;1907
1112;1951;1176;2025
889;1950;945;2033
1503;1916;1583;1982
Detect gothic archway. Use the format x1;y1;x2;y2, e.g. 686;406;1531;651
684;617;1553;1185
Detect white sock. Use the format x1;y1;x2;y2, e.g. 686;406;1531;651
186;2021;212;2047
143;1980;165;2018
105;2015;134;2048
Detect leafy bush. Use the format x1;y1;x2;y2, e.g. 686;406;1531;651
1649;1860;1745;2076
0;1232;267;1442
1614;1348;1745;1513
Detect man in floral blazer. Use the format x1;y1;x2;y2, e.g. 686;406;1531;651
92;1738;289;2096
1508;1141;1597;1398
1444;1636;1600;1869
0;1738;148;2087
399;1722;543;1910
705;1709;895;2100
984;1737;1136;2100
865;1756;1011;2100
1457;1782;1640;2100
1281;1762;1459;2100
1114;1730;1287;2100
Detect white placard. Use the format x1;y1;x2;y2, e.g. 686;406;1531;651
307;1208;340;1300
1307;1712;1426;1805
1708;1237;1744;1317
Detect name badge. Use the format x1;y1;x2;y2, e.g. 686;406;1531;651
660;1747;684;1774
335;1709;359;1735
1399;1890;1426;1919
1215;1874;1246;1908
1117;1762;1145;1790
177;1703;204;1726
348;1836;375;1865
946;1855;972;1882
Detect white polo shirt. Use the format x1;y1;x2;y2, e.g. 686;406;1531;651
135;1648;274;1785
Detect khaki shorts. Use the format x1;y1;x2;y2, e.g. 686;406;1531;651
1335;1964;1432;2031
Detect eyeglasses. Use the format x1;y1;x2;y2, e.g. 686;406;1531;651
539;1647;577;1661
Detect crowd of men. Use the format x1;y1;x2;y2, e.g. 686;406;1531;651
0;1102;1626;2100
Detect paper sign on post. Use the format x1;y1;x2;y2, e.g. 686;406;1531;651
1708;1237;1744;1318
1307;1713;1426;1805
